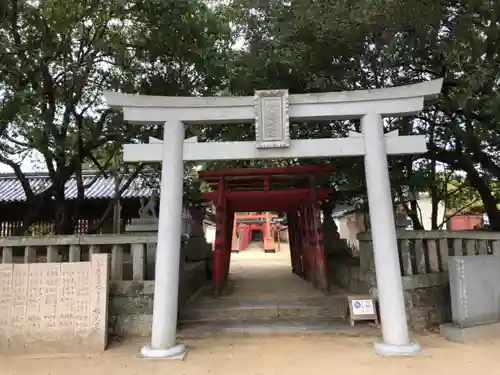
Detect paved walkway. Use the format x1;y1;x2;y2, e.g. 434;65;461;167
179;244;356;334
226;243;343;301
186;243;346;307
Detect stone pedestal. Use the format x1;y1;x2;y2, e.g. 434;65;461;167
441;255;500;343
126;217;159;233
264;237;275;253
126;218;159;278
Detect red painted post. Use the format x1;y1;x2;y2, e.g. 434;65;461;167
213;176;226;295
288;211;300;276
309;183;330;294
313;202;329;293
298;204;310;281
305;200;318;288
223;210;233;284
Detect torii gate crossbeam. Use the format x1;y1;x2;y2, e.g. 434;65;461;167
104;79;443;359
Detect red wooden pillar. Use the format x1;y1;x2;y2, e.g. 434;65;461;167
213;177;226;295
309;186;330;294
231;214;239;252
287;211;299;275
222;210;233;284
298;203;311;281
304;200;319;288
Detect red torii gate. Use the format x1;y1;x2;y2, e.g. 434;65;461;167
198;165;334;296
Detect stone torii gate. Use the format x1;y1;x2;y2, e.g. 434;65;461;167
104;79;443;359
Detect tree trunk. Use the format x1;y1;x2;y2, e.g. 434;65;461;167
405;201;424;230
430;193;440;230
14;190;54;235
54;200;77;234
466;169;500;231
429;159;440;229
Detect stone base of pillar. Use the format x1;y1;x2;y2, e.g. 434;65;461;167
374;341;421;356
264;249;276;253
140;343;187;360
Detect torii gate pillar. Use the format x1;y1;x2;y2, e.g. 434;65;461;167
141;120;187;359
362;113;419;355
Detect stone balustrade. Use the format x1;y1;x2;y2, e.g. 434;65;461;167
0;233;209;338
357;230;500;277
331;230;500;331
0;233;158;282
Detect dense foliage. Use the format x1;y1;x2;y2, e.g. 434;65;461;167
0;0;499;232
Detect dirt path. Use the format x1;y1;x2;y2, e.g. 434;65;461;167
3;334;500;375
4;246;499;374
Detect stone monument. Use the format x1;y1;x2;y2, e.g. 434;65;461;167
441;255;500;342
0;254;109;353
127;190;159;232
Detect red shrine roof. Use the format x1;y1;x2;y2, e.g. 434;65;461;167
198;165;334;211
198;165;335;190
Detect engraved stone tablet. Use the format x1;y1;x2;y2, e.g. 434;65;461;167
0;265;13;349
254;89;290;148
89;254;109;349
448;255;500;328
0;255;109;353
9;265;29;350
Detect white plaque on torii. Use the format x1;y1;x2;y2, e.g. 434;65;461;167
254;89;290;149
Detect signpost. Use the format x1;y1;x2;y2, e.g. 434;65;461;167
346;295;379;326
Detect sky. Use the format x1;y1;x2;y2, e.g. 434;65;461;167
0;150;44;174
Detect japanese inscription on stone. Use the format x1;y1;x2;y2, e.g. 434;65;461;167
254;89;290;148
0;265;12;349
448;255;500;328
0;254;109;352
10;266;28;349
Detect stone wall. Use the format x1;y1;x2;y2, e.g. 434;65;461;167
0;254;109;353
0;233;211;346
328;256;372;295
109;260;207;337
406;283;450;331
329;253;451;332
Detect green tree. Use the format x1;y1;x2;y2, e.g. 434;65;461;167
0;0;231;233
224;0;500;230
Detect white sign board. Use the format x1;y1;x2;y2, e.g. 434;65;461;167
346;295;379;326
351;299;375;315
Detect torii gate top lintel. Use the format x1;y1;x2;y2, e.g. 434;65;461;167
106;79;443;163
103;79;443;125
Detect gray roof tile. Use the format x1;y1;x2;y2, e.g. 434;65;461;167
0;173;153;202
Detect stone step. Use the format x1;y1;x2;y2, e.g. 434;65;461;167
179;297;348;323
178;317;379;337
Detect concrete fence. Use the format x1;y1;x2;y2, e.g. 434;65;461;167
331;230;500;331
0;234;209;341
358;230;500;276
0;234;158;282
